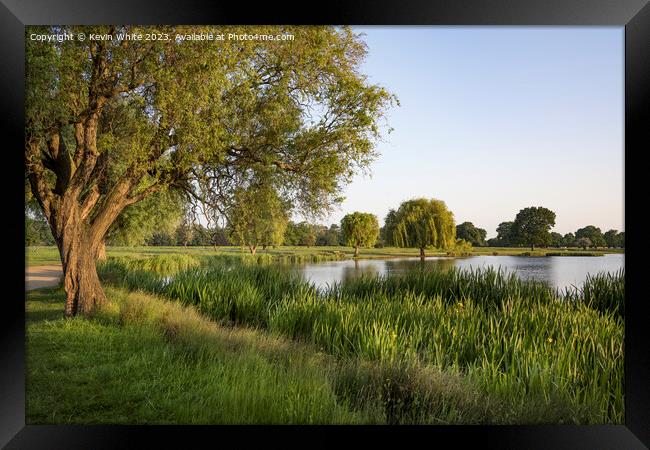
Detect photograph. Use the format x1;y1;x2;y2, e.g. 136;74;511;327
23;24;627;426
2;0;646;444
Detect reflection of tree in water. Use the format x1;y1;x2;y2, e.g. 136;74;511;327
340;257;459;284
341;259;385;284
384;258;456;277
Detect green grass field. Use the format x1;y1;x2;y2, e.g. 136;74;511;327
25;245;623;267
27;285;496;424
26;252;624;424
26;287;370;424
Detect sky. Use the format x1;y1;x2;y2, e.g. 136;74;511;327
305;27;624;238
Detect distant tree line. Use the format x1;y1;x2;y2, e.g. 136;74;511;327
451;208;624;250
486;217;624;250
26;197;624;252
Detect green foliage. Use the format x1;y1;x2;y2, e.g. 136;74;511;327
576;237;592;250
341;212;380;253
455;222;487;247
283;221;317;246
175;222;193;247
602;229;624;249
227;183;289;253
564;269;625;318
561;233;576;247
382;209;398;245
549;232;563;248
25;186;55;246
491;221;516;247
575;226;606;248
105;189;184;246
25;210;55;246
448;239;473;256
316;224;342;246
511;207;556;250
389;198;456;253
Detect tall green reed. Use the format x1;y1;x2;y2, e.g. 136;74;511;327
97;254;624;423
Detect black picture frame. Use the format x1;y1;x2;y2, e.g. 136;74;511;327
2;1;648;448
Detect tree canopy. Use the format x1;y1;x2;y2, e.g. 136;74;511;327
576;226;606;248
549;232;563;248
25;25;395;315
561;233;576;247
227;183;289;254
340;212;379;257
487;221;516;247
455;222;487;247
387;198;456;258
511;207;556;251
104;189;184;246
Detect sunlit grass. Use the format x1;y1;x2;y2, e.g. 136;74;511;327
26;286;365;424
26;286;494;424
96;254;624;424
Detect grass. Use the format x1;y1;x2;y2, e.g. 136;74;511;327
94;254;624;424
25;245;623;267
26;286;363;424
27;286;497;424
565;269;625;318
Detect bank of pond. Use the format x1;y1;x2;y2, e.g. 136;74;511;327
89;253;624;424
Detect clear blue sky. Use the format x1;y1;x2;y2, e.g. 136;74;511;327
311;27;624;238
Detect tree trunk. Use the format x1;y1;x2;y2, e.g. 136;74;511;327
55;218;106;318
96;240;107;260
354;245;359;258
249;245;257;255
419;247;426;260
531;243;535;251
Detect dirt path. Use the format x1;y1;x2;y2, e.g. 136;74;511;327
26;265;63;291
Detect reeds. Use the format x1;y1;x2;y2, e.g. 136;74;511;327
97;254;624;423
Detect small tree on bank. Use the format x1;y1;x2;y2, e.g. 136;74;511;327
576;225;606;248
387;198;456;259
576;237;592;250
341;212;379;257
227;184;289;255
455;222;487;247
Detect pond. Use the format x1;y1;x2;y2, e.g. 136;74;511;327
292;254;625;291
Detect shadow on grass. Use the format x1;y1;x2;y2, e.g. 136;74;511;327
26;287;66;323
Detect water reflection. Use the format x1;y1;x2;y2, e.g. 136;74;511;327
293;254;624;291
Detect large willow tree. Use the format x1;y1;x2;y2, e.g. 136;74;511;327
25;25;395;316
387;198;456;259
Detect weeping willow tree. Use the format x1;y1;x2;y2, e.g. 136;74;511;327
388;198;456;259
227;182;289;255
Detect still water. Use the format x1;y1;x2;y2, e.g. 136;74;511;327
293;254;624;291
